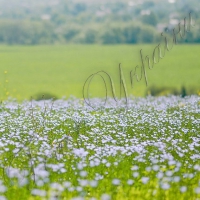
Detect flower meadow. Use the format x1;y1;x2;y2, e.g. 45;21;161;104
0;96;200;200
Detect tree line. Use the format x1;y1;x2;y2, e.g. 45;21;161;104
0;19;199;45
0;0;200;45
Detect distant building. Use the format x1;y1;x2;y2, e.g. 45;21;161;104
41;14;51;20
140;10;151;16
156;23;168;32
169;18;179;26
168;0;176;3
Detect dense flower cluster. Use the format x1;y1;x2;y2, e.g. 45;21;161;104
0;96;199;199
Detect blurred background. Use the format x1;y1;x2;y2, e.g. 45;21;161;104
0;0;199;101
0;0;200;45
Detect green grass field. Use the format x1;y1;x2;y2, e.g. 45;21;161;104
0;44;199;101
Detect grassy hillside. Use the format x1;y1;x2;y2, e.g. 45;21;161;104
0;44;199;101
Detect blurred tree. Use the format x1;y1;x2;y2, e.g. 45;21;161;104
143;1;155;8
141;12;158;27
123;25;141;44
0;20;56;45
101;27;124;44
51;13;67;25
84;29;97;44
110;2;126;13
63;26;80;41
139;26;157;43
72;3;87;15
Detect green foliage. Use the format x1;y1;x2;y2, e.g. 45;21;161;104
101;27;125;44
63;26;81;41
0;20;56;45
31;92;58;101
82;29;98;44
146;86;180;96
100;23;158;44
0;20;159;45
141;12;158;27
146;85;199;97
